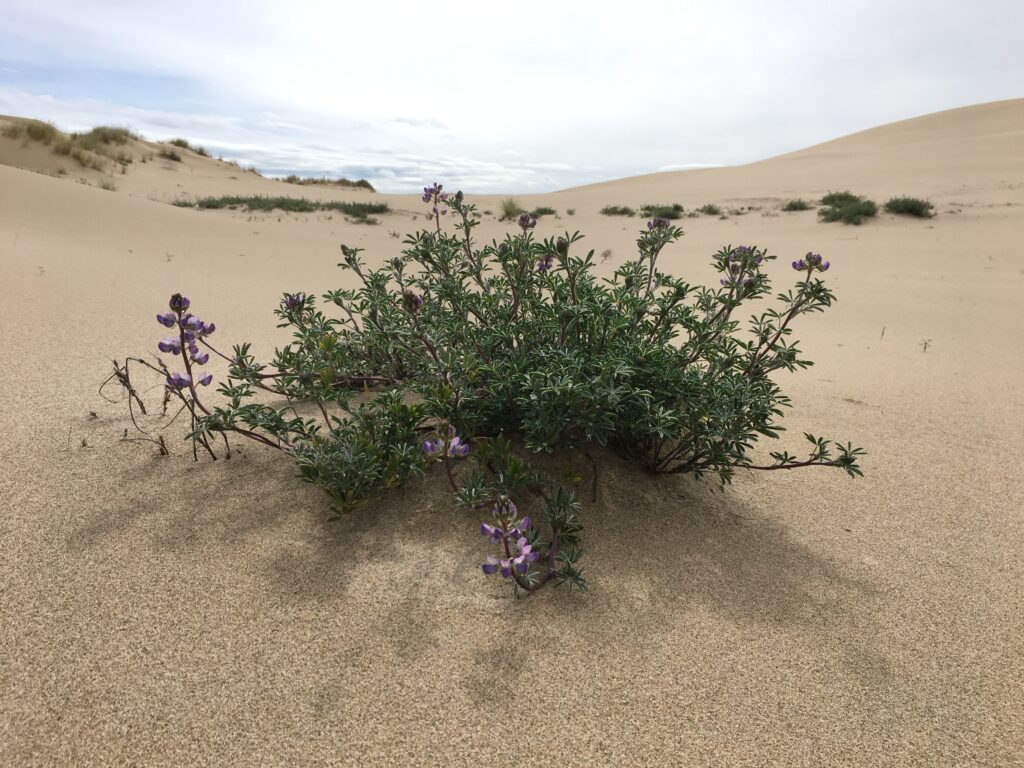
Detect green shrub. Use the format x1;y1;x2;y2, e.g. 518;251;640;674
530;206;557;217
600;205;636;216
159;148;183;162
566;208;576;216
818;193;878;225
697;203;721;215
640;203;684;219
76;126;137;150
884;197;934;218
108;190;864;598
783;199;813;211
282;175;375;191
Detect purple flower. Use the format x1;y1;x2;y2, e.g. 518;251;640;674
202;322;215;336
492;496;518;519
536;253;555;272
158;338;181;355
517;213;537;231
197;373;213;386
792;259;807;271
282;292;306;311
447;436;469;457
482;555;514;578
512;536;540;573
820;261;830;272
166;372;191;390
423;439;441;456
423;182;443;204
480;523;503;544
402;290;424;314
192;350;209;365
647;217;670;230
169;293;190;313
156;312;176;328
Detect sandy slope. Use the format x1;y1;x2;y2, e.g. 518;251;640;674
1;100;1023;766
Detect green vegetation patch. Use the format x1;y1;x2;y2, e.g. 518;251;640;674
884;196;934;218
600;205;636;216
185;195;390;222
818;191;878;225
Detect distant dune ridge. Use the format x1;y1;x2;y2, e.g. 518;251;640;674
1;99;1022;766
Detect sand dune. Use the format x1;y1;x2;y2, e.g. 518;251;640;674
1;100;1022;766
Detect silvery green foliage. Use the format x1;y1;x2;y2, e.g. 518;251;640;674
115;185;863;596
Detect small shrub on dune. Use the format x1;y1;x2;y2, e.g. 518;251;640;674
884;196;934;218
75;126;137;150
500;197;524;220
107;185;864;598
783;199;813;211
159;148;183;163
530;206;557;217
640;203;684;219
283;175;376;192
818;191;877;225
698;203;721;215
600;205;636;216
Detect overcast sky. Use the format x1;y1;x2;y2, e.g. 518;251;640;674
1;0;1021;193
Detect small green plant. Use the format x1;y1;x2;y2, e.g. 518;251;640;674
698;204;721;216
500;198;524;221
884;197;934;218
818;192;877;225
160;148;183;163
107;184;864;599
600;205;636;216
783;199;813;211
640;203;684;220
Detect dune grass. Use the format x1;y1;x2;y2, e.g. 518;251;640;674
500;198;524;220
640;203;684;219
818;191;878;225
697;203;721;215
600;205;636;216
168;138;211;157
884;196;934;218
282;175;375;192
181;195;389;222
530;206;557;217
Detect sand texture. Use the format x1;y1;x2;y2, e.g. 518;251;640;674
2;99;1023;766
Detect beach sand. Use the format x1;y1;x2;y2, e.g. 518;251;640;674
1;99;1022;766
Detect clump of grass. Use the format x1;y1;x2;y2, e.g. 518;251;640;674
530;206;557;217
159;148;183;163
818;191;878;225
187;195;389;222
98;179;118;192
2;119;60;144
500;198;524;220
783;199;813;211
640;203;684;219
74;126;137;150
168;138;211;157
600;205;636;216
697;203;721;216
884;196;934;218
282;175;375;192
566;208;576;216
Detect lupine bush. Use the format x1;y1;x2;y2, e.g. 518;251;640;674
884;196;934;218
108;183;864;597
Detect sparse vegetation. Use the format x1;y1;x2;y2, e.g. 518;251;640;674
697;203;721;216
182;195;389;222
600;205;636;216
530;206;557;217
640;203;684;220
74;126;137;150
566;208;576;216
783;199;813;211
168;138;211;157
159;148;183;163
818;191;878;225
884;196;935;218
282;175;375;192
98;179;118;192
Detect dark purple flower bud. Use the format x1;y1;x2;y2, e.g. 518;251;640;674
517;213;537;231
647;217;670;230
720;278;730;286
730;263;741;274
283;292;306;311
536;253;555;272
169;293;190;313
482;556;500;575
166;372;191;390
754;255;763;265
518;516;532;531
198;373;213;386
158;338;181;355
492;496;518;519
499;559;513;579
156;312;176;328
743;278;756;288
423;439;441;456
203;322;215;336
820;261;830;271
402;290;424;314
792;260;806;271
192;350;209;365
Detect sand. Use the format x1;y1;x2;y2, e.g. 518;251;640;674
1;99;1022;766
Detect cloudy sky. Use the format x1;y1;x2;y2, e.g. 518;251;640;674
1;0;1021;193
